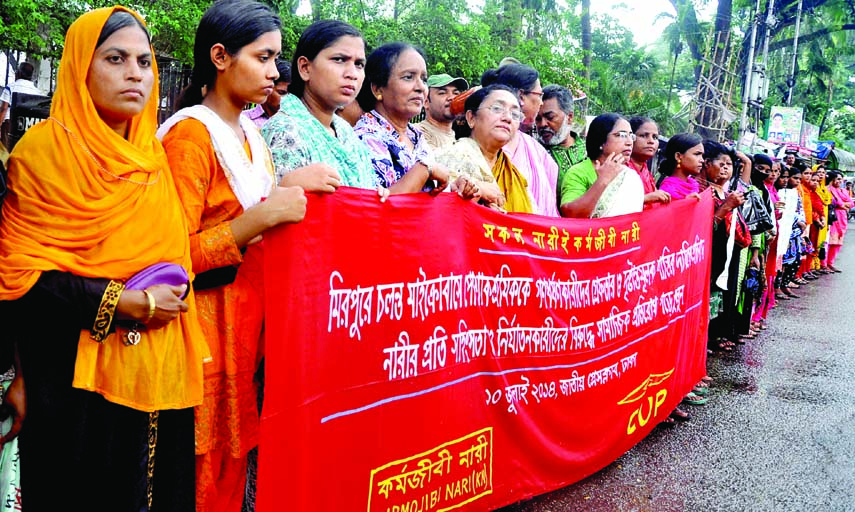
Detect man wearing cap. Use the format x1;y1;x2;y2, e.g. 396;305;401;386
415;74;468;152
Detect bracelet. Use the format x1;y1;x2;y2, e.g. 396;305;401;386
90;280;125;343
142;289;156;324
424;162;433;181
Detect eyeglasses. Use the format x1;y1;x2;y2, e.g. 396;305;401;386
610;130;636;141
523;90;543;98
479;104;524;122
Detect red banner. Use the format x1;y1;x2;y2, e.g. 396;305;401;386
258;189;713;511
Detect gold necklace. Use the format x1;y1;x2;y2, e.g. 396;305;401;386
49;117;161;186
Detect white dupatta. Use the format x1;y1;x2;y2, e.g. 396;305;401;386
157;105;274;210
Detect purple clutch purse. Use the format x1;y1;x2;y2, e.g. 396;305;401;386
125;262;189;299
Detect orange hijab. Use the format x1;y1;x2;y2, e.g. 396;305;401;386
0;7;208;411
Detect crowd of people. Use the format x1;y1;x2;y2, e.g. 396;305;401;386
0;0;852;510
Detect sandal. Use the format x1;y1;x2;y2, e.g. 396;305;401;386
783;288;800;298
794;278;809;285
775;293;790;301
692;385;709;396
670;407;691;421
660;416;677;426
701;375;713;383
683;392;708;406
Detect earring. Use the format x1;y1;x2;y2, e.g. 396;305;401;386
599;145;603;151
376;94;383;101
677;158;682;166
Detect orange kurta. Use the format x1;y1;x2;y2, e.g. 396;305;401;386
162;118;265;511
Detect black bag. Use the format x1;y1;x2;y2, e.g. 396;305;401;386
828;203;839;224
740;188;774;235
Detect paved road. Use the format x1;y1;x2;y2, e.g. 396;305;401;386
499;239;855;512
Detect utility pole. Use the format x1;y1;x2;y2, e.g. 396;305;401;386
786;0;804;106
748;0;775;154
759;0;775;69
739;0;762;147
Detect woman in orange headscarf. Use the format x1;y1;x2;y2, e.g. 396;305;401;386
0;7;208;511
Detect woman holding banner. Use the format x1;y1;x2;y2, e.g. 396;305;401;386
433;84;528;212
262;20;385;194
0;7;208;510
701;141;747;355
354;42;478;200
480;63;559;216
159;1;307;510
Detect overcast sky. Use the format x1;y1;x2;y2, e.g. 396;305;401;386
590;0;679;47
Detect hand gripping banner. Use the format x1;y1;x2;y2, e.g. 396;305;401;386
258;189;713;511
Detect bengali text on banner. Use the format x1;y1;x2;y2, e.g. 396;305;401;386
258;188;713;511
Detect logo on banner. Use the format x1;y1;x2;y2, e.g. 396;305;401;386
367;427;494;512
618;369;674;435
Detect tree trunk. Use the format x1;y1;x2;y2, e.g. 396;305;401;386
666;52;678;112
581;0;591;83
669;0;705;83
310;0;323;21
695;0;733;140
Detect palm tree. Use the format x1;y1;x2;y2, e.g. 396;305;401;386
657;13;685;113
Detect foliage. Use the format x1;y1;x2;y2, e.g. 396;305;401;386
0;0;212;62
4;0;852;143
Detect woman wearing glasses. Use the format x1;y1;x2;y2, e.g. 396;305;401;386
480;64;559;217
434;84;530;212
558;113;644;218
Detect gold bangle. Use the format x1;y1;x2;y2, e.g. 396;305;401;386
142;289;156;324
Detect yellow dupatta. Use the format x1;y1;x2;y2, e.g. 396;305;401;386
813;165;832;248
0;7;208;411
494;150;532;213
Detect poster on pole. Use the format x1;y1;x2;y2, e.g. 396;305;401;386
767;106;803;144
800;121;819;153
257;189;713;511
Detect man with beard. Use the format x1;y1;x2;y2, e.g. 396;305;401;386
535;85;586;186
415;74;468;151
